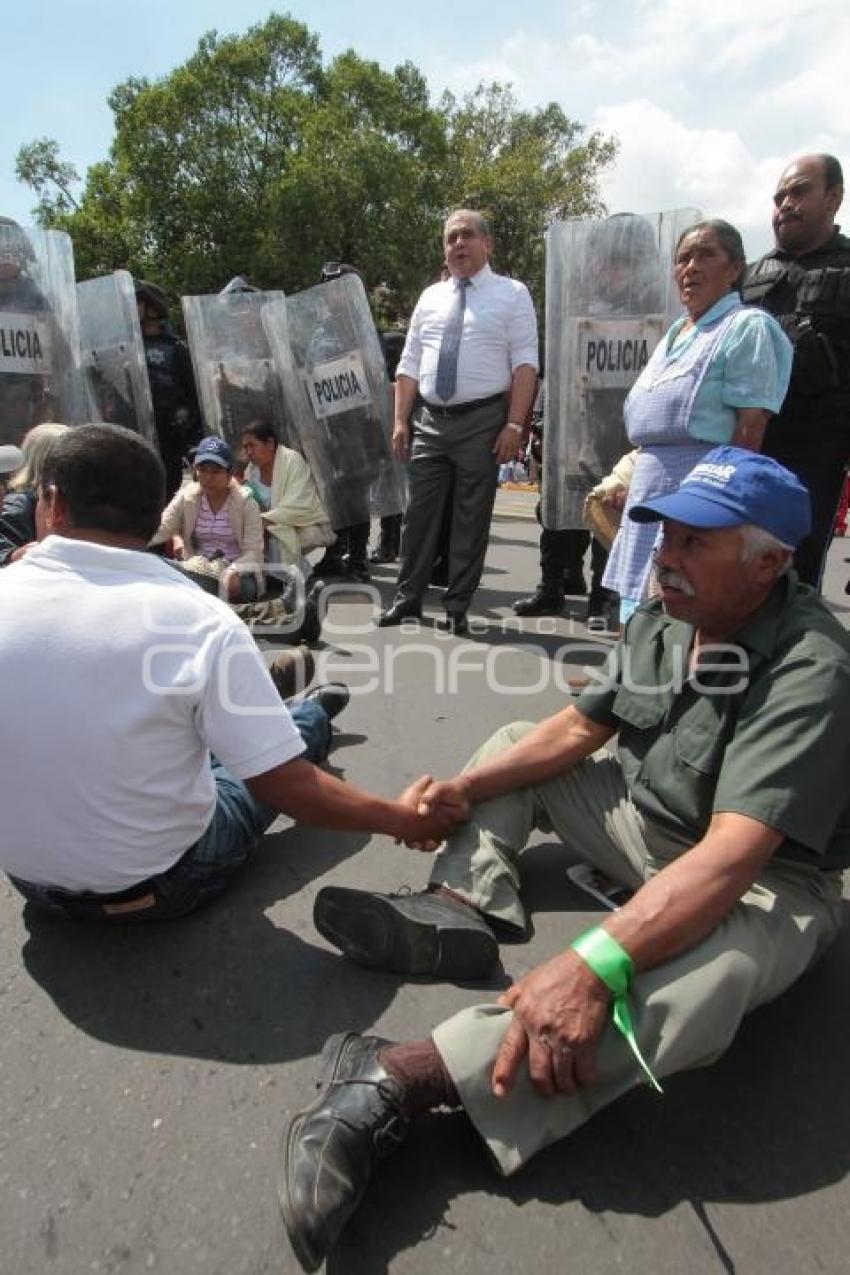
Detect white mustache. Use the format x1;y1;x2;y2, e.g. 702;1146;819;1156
657;568;696;597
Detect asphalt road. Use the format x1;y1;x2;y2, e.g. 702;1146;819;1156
2;506;848;1275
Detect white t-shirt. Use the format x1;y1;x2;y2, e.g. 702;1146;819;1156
396;262;539;405
0;537;305;891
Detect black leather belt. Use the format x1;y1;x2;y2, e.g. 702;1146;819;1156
420;391;506;417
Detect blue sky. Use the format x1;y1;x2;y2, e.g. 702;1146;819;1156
3;1;847;260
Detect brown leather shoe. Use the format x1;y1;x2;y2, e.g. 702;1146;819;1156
268;646;315;699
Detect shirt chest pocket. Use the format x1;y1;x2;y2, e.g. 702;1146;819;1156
671;697;734;776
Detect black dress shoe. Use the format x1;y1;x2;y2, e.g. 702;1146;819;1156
313;886;499;978
562;573;588;597
512;588;564;617
369;544;397;564
377;602;422;627
280;1032;407;1272
292;593;321;645
314;552;348;579
346;559;371;584
435;612;468;635
303;682;350;721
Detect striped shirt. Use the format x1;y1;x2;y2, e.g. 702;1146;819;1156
194;495;241;563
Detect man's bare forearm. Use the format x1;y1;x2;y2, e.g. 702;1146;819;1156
247;758;424;841
602;812;783;972
460;706;614;805
506;364;538;426
394;374;419;428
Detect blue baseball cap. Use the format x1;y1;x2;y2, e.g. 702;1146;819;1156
629;446;811;548
193;436;233;470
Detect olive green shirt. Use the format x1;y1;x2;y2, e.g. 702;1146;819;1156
576;573;850;870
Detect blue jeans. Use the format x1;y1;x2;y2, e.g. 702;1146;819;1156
11;700;330;921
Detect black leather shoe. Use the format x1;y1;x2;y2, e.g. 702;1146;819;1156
377;602;422;627
315;552;348;579
292;593;321;645
347;559;371;584
435;612;468;635
303;682;350;722
562;573;588;597
279;1032;408;1272
512;588;564;617
313;886;499;978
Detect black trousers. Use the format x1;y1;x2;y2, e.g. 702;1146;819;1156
762;414;850;588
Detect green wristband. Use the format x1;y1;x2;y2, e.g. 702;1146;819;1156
571;926;633;996
571;926;663;1094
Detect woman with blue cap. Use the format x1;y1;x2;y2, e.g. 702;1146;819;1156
150;435;264;601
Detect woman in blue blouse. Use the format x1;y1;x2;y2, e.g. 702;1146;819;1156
603;219;793;621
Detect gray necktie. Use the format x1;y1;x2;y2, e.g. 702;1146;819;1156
435;277;470;402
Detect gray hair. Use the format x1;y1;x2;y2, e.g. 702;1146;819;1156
739;523;793;575
675;219;747;290
444;208;491;239
10;421;71;493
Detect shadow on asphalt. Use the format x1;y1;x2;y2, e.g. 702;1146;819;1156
19;821;394;1067
327;903;850;1275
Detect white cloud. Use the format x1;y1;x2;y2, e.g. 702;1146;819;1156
429;0;850;260
593;100;784;257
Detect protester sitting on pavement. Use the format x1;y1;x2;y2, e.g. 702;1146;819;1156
0;424;464;922
150;435;265;602
240;421;333;582
0;421;69;566
281;446;850;1273
603;220;792;626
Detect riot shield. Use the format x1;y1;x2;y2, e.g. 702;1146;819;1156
0;222;86;445
543;209;701;529
181;288;297;452
266;275;403;528
77;270;156;445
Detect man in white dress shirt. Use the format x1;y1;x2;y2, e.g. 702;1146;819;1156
379;210;539;634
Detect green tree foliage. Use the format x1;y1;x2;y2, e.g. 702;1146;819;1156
15;13;615;319
441;83;617;309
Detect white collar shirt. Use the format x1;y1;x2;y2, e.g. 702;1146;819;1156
397;262;539;406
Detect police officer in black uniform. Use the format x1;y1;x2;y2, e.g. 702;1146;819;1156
135;280;202;498
742;153;850;588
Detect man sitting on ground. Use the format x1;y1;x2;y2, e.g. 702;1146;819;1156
282;446;850;1272
0;425;463;921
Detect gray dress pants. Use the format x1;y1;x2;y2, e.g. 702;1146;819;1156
393;399;506;615
427;723;844;1176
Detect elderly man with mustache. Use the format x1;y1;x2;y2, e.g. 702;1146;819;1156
282;446;850;1273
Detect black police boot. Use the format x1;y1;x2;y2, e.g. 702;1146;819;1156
513;586;564;617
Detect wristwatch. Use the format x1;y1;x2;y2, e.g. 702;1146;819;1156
505;422;524;435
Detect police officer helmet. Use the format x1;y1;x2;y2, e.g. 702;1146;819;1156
321;261;363;284
219;275;259;295
134;279;170;318
0;217;35;268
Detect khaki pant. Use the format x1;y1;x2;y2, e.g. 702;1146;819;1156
428;723;844;1175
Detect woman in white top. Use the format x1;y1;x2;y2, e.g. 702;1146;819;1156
151;435;264;601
